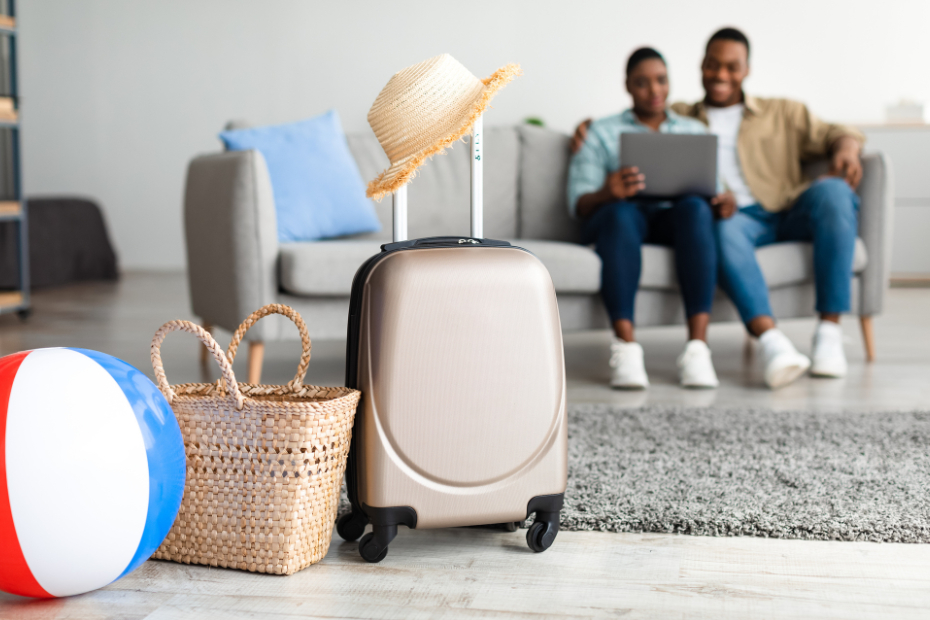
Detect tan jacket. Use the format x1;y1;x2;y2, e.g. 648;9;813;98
671;96;865;212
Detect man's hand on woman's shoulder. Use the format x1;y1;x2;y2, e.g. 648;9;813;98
570;119;593;154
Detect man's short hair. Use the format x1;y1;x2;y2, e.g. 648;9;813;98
625;47;665;78
706;27;750;58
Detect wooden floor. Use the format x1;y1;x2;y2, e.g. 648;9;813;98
4;529;930;620
1;273;929;619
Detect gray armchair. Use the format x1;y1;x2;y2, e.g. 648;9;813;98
183;124;893;383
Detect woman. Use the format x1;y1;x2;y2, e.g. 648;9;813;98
567;47;729;389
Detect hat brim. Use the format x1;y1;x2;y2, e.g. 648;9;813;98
366;63;522;200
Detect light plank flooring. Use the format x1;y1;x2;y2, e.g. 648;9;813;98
4;530;930;620
1;273;929;619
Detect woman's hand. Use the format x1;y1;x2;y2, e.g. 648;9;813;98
710;191;737;219
606;166;646;200
575;166;645;218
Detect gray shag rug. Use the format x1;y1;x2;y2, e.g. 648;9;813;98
562;404;930;543
338;405;930;543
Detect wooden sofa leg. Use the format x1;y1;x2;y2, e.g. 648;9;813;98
200;321;213;366
860;316;875;362
248;341;265;385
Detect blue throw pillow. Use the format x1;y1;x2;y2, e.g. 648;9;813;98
220;110;381;242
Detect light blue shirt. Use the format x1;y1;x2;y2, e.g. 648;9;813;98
566;108;710;217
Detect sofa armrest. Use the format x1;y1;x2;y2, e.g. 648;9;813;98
856;151;894;316
184;150;279;339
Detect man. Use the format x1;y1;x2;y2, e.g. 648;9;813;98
572;28;864;390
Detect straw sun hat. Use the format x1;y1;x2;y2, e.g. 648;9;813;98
366;54;521;200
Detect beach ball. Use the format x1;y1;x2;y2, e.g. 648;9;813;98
0;348;185;598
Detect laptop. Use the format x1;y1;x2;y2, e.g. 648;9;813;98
619;133;717;199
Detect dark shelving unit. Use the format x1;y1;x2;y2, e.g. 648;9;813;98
0;0;27;318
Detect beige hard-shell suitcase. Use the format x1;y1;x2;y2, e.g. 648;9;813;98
337;121;567;563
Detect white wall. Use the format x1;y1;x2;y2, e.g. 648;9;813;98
18;0;930;270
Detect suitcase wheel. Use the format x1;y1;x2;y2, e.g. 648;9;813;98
337;511;368;542
526;519;558;553
359;532;389;563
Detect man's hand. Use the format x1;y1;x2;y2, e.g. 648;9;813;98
828;136;863;189
569;119;592;154
710;191;737;219
606;166;646;200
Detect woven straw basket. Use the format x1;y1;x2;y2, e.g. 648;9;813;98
150;304;360;575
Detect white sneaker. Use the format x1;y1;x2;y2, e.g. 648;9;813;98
677;340;719;388
811;321;848;378
609;338;649;389
758;328;811;389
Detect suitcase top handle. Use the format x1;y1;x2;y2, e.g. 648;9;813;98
151;304;313;410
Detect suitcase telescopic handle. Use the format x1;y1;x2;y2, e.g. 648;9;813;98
392;185;407;243
470;115;483;238
392;114;483;243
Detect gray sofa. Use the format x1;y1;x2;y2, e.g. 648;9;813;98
184;124;893;382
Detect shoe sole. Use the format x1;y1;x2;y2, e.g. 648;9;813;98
679;369;719;389
810;367;847;378
766;357;811;389
681;382;719;389
611;383;648;390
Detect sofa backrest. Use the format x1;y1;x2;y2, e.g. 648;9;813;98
226;120;584;242
515;125;581;242
227;119;883;247
346;127;521;240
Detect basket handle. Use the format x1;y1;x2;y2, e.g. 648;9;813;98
226;304;312;391
151;320;245;410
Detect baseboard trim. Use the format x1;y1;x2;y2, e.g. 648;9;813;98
890;274;930;288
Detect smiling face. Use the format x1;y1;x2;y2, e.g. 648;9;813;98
702;39;749;107
626;58;669;116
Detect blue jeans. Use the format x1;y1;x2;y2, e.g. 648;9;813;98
714;178;860;324
581;195;717;323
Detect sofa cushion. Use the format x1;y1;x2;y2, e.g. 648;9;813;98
279;237;868;298
345;127;520;241
639;238;869;290
279;239;600;297
510;240;601;293
279;240;383;296
516;125;581;243
763;238;868;287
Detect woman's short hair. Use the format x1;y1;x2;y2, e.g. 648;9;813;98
626;47;665;78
